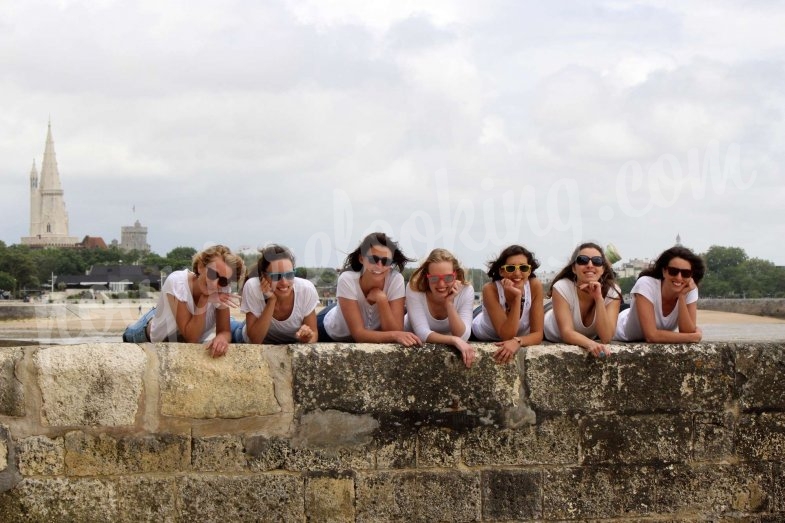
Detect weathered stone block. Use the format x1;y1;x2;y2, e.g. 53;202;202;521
656;463;772;514
245;435;289;472
355;470;481;522
114;476;176;523
417;427;460;468
0;348;24;417
736;413;785;462
292;409;379;448
737;344;785;410
527;344;733;414
306;473;355;523
694;412;735;462
0;477;118;522
581;414;692;465
463;415;579;466
0;425;7;472
482;469;542;520
35;344;145;426
375;425;416;469
293;344;519;428
244;433;376;472
177;473;304;522
192;434;246;472
17;435;65;476
543;465;657;519
158;343;288;419
64;431;189;475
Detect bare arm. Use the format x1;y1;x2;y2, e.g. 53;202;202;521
636;294;702;343
482;282;521;340
339;297;421;346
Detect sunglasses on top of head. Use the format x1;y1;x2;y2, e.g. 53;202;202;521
365;254;394;267
665;266;693;279
575;255;604;267
426;272;457;285
206;267;231;287
266;270;296;282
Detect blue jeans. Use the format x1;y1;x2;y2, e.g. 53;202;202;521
122;307;156;342
230;317;246;343
316;303;337;342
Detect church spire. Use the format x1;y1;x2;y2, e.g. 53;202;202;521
39;120;63;192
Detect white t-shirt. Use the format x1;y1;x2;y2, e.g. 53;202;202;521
239;276;319;343
149;269;226;343
614;276;699;342
543;278;621;342
323;270;406;342
472;280;533;341
404;284;474;342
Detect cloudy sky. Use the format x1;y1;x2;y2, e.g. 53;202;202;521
2;0;783;270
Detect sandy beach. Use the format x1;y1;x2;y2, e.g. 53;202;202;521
1;303;784;345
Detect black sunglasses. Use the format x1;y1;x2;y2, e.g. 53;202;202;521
365;254;394;267
206;267;231;287
575;255;604;266
666;266;693;279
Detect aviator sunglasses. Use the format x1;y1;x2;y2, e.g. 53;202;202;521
206;267;231;287
365;254;394;267
575;255;604;266
665;266;693;279
426;272;457;285
500;264;531;274
266;270;296;282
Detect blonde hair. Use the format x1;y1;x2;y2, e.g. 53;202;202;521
409;248;467;293
192;244;246;287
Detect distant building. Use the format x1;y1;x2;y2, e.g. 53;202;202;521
21;122;79;247
616;258;652;279
120;220;150;252
56;264;161;292
80;236;108;249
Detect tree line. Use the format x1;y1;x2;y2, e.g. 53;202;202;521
1;241;782;299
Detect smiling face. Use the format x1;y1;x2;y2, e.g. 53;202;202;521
426;260;456;297
499;253;532;289
264;258;295;297
199;257;233;294
662;256;692;293
572;247;604;284
361;245;394;280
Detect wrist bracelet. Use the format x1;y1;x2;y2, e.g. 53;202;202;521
512;336;522;347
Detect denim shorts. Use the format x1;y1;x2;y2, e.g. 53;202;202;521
122;307;156;343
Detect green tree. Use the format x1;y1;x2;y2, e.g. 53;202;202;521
166;246;197;271
0;271;16;294
703;245;748;275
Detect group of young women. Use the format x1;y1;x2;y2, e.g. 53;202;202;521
123;233;706;364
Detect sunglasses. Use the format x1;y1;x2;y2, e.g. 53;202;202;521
575;255;604;266
206;267;231;287
365;255;394;267
426;272;457;285
266;270;296;282
500;264;531;274
665;266;693;279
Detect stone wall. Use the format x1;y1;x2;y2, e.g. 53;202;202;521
700;298;785;319
1;341;784;522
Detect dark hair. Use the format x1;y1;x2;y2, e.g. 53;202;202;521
342;232;413;274
409;248;467;293
638;245;705;284
486;244;540;281
255;244;296;279
548;242;620;300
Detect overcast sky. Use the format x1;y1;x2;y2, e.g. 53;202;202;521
2;0;783;270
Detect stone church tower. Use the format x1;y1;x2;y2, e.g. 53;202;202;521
21;122;79;247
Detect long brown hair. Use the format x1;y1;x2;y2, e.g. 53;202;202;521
548;242;620;300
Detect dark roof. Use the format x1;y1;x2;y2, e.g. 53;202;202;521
57;264;161;286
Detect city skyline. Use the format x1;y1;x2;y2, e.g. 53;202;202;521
1;1;783;270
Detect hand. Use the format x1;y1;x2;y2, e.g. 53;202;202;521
493;338;521;365
585;341;610;359
366;288;388;305
578;281;603;301
445;281;464;304
260;278;274;300
207;292;241;309
679;278;697;298
206;335;229;358
501;278;522;299
296;324;315;343
454;337;476;368
391;331;422;347
690;326;703;343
